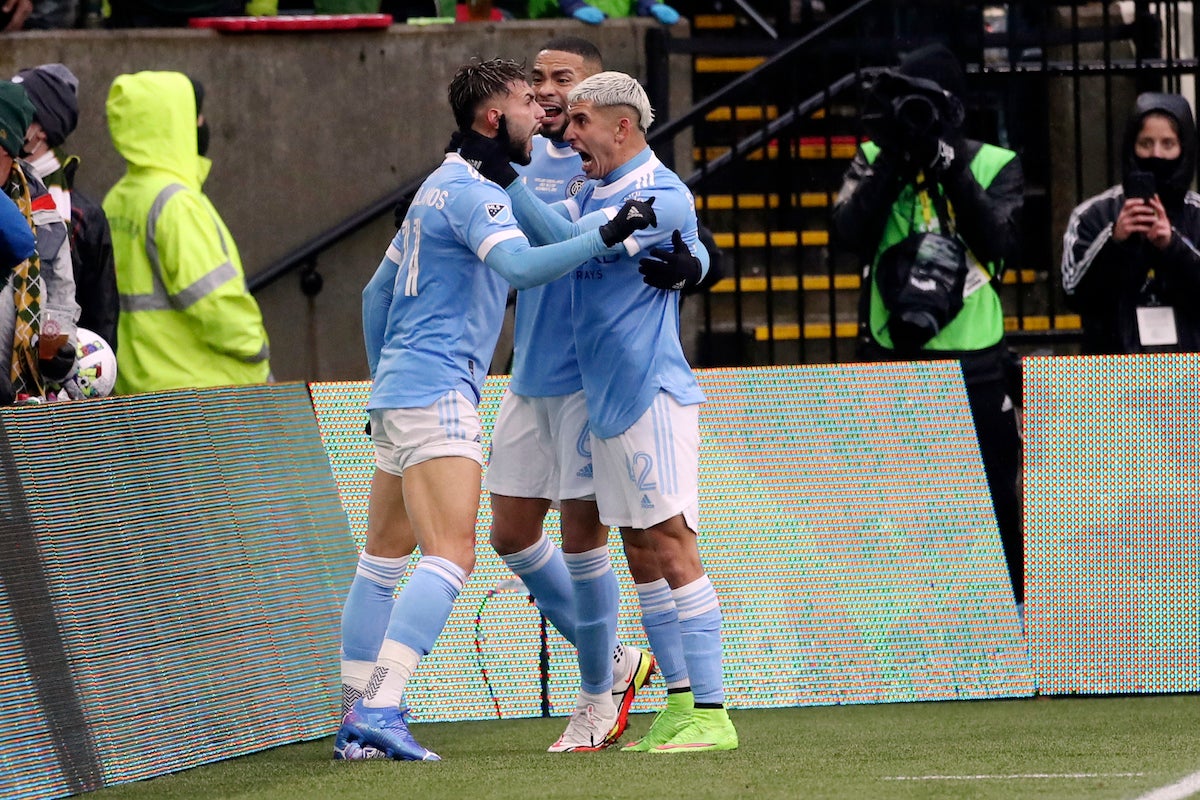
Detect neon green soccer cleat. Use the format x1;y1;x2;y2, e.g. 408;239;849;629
622;690;694;752
651;707;738;753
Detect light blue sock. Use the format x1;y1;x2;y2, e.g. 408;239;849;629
501;534;577;645
384;556;467;656
673;575;725;705
341;553;409;662
636;579;689;690
564;547;619;695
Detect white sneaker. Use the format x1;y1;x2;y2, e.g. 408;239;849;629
547;696;620;752
611;643;656;738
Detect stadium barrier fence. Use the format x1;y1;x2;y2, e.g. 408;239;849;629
16;355;1192;797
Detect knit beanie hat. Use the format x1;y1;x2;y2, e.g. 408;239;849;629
0;81;35;158
898;43;967;99
12;63;80;149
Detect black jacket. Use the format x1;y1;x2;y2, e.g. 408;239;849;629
68;187;119;354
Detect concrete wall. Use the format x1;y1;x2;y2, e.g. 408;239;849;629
0;20;691;380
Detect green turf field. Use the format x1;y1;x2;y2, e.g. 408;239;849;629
87;695;1200;800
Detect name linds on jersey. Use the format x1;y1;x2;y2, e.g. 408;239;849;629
412;186;448;210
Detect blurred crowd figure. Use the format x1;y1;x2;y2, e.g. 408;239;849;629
0;66;271;405
0;78;80;405
12;64;118;354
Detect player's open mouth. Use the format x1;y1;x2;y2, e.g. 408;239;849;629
541;105;561;120
575;149;594;168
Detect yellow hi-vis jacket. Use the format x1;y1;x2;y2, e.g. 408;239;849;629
103;71;270;395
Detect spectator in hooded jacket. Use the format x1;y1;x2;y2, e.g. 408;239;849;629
103;71;270;394
13;63;119;353
1063;92;1200;354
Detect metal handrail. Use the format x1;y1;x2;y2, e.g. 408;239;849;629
248;172;426;293
646;0;878;148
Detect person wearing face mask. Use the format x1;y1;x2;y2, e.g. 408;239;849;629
1063;92;1200;354
0;80;80;406
13;64;118;356
102;72;269;394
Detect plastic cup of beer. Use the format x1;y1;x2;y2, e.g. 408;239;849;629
38;311;71;361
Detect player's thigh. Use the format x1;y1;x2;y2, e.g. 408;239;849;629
370;391;485;570
559;497;608;553
402;455;482;572
643;514;703;586
489;492;553;554
485;390;558;500
545;390;595;502
591;392;701;532
364;467;418;558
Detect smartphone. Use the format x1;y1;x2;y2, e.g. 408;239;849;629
1123;169;1156;202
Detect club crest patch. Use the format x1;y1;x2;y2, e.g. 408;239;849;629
485;203;512;224
567;176;586;197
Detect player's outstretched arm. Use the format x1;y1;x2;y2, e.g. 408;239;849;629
483;201;658;289
484;229;609;290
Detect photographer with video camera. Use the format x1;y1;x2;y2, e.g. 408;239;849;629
1062;92;1200;355
832;43;1026;613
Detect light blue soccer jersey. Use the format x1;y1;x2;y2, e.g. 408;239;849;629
364;153;616;411
510;135;588;397
565;147;706;439
364;154;531;410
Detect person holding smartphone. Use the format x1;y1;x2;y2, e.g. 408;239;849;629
1063;92;1200;354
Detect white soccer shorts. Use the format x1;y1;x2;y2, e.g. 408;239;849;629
484;388;595;502
370;389;483;476
590;391;700;531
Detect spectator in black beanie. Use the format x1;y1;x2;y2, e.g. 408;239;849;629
13;63;118;354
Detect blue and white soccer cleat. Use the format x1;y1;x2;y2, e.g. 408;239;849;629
336;700;441;762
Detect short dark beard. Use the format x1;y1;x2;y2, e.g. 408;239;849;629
508;135;532;167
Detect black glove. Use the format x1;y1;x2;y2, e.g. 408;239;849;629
598;196;657;247
39;342;76;385
457;117;519;187
638;229;701;290
444;129;464;154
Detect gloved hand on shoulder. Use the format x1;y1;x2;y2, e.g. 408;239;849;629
599;197;657;247
457;116;519;187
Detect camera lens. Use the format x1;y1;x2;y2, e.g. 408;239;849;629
894;94;939;136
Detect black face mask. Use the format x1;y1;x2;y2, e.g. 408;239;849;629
1134;156;1180;195
197;120;210;157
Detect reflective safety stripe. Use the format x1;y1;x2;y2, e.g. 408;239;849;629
120;183;239;312
174;260;238;308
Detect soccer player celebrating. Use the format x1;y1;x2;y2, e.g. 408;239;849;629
463;71;736;752
485;36;679;753
333;58;657;762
